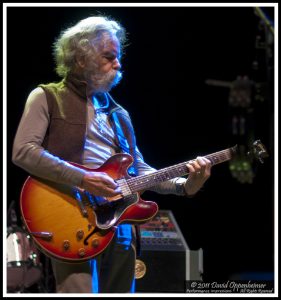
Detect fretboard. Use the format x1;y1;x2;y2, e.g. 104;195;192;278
126;146;236;193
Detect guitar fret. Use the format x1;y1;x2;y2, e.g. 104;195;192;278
128;147;235;193
128;163;190;193
207;149;231;166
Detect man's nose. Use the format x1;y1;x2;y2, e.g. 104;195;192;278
113;58;121;70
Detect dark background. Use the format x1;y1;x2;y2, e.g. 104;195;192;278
6;6;275;283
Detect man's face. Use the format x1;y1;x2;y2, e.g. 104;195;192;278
83;35;122;94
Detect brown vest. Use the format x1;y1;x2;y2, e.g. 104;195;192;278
39;79;88;164
39;76;139;174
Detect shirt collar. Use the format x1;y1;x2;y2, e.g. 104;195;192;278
63;74;88;100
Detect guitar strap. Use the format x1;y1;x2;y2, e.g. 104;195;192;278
110;111;138;175
100;93;139;176
104;94;142;258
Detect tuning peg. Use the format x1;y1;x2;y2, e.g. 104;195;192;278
252;140;269;164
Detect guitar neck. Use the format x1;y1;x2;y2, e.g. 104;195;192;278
127;146;236;193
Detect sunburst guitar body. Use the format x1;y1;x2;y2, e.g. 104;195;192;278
20;153;158;262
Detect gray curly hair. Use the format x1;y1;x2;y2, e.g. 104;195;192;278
53;16;126;78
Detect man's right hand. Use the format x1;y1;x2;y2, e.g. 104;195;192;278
81;172;121;197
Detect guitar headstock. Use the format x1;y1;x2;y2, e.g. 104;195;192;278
229;139;269;184
247;140;269;164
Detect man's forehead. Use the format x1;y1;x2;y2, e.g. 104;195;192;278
103;38;120;52
94;34;120;54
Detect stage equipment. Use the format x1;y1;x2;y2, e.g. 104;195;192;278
7;203;42;292
135;210;203;293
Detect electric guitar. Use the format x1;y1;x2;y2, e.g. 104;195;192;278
20;140;267;262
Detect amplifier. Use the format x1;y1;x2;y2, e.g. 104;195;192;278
135;210;203;293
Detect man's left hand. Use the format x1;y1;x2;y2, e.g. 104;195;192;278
184;157;212;196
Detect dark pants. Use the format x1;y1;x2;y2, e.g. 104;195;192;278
50;225;136;293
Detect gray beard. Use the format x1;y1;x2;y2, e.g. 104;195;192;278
85;69;123;93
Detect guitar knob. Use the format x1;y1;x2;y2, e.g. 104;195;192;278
91;239;100;248
63;240;70;251
78;248;85;257
76;230;84;240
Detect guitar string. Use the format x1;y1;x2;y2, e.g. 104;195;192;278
86;149;233;198
85;149;234;199
117;151;232;193
116;148;233;194
117;157;231;194
127;149;232;186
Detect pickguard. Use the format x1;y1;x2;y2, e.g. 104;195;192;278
93;194;139;229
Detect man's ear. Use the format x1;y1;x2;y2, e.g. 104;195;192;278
76;55;86;68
